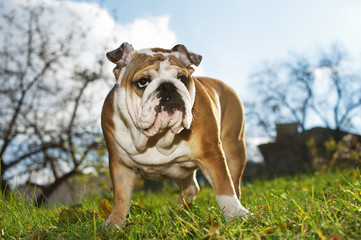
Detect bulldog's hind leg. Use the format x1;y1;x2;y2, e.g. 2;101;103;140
220;95;247;199
221;136;247;199
198;145;249;221
174;170;200;204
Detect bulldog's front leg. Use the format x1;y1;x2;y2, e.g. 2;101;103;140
105;156;136;227
198;145;250;221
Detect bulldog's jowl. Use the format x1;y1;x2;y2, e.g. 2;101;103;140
101;42;250;227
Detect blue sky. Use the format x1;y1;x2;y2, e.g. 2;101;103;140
5;0;361;135
5;0;361;113
73;0;361;100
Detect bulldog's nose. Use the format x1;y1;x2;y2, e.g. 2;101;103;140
158;82;176;93
156;81;185;114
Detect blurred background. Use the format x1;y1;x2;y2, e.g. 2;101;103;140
1;0;360;205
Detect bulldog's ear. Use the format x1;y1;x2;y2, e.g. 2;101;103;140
106;42;133;80
106;42;133;64
171;44;202;67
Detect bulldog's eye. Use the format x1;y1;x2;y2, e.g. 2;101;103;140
136;78;150;89
179;76;189;86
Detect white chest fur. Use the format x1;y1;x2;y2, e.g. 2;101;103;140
112;130;197;180
111;103;197;180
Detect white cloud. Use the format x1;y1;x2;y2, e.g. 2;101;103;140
114;16;177;49
2;0;203;134
3;0;177;66
2;0;178;125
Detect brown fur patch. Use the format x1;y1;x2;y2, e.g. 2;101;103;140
150;48;172;53
188;77;246;196
101;86;116;132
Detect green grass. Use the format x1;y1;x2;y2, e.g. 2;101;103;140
1;169;361;239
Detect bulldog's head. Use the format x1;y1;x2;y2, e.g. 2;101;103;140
106;43;202;138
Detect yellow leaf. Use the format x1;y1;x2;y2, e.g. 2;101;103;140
327;234;345;240
28;230;48;240
98;199;112;219
262;222;296;234
252;210;260;216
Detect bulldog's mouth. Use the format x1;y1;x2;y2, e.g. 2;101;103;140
142;99;186;136
137;82;189;137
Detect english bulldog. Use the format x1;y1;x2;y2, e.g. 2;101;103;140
101;42;250;227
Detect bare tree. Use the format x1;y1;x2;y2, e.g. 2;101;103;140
247;44;361;139
246;56;314;136
0;3;109;205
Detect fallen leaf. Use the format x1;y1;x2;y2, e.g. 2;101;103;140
28;230;48;240
58;208;94;224
200;226;220;240
257;205;269;211
200;215;221;240
327;234;345;240
262;222;296;234
98;199;112;219
59;209;83;223
252;210;260;216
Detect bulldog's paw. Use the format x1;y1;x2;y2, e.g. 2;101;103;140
104;212;125;228
216;195;251;221
179;184;199;205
